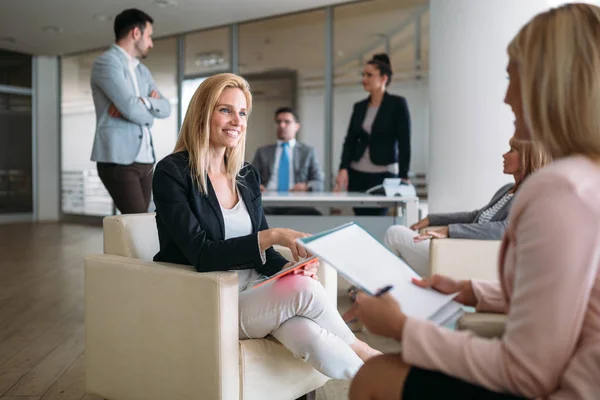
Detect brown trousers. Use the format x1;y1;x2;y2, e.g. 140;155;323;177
97;162;153;214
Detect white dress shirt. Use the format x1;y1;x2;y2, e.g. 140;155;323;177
266;139;296;191
115;45;154;164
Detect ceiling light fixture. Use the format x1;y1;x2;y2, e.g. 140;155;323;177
194;51;225;67
153;0;178;7
43;26;63;34
94;14;112;22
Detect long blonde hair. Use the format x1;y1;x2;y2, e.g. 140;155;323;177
173;73;252;194
507;3;600;160
510;137;552;190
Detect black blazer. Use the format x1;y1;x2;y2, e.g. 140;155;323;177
152;151;288;276
339;92;411;179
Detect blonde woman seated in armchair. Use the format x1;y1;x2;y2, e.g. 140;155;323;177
152;73;379;381
345;4;600;399
383;136;551;276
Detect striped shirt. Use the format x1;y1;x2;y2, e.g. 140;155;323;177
477;192;514;223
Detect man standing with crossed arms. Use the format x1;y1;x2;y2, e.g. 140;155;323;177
90;8;171;214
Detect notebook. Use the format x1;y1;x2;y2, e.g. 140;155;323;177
252;256;319;288
297;223;464;325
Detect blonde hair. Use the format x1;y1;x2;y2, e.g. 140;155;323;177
173;73;252;194
509;137;553;190
507;3;600;159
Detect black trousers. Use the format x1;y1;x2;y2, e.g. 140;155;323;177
348;168;396;216
97;162;153;214
403;367;528;400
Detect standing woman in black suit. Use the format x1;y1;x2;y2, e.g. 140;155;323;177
334;53;411;215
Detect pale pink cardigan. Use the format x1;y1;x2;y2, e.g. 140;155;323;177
402;156;600;399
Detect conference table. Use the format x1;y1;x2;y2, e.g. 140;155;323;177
262;191;419;241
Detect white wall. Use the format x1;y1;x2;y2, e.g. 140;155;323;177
35;56;60;222
428;0;550;213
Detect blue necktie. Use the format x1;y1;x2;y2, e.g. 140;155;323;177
278;142;290;192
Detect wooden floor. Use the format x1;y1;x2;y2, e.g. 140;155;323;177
0;223;400;400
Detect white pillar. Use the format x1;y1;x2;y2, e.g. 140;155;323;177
34;56;60;222
427;0;549;213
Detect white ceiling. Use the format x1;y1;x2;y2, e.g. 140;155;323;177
0;0;357;56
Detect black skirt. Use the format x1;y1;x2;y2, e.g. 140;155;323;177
403;367;529;400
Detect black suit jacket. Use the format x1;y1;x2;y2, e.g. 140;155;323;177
152;151;288;276
339;92;411;179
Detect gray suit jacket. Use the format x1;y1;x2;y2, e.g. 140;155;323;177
252;142;324;192
90;44;171;165
428;183;515;240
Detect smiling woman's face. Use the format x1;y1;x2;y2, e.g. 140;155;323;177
209;88;248;150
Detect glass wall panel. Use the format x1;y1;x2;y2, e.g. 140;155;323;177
333;0;429;195
0;93;32;213
184;27;230;76
182;28;231;119
0;50;32;88
238;10;326;173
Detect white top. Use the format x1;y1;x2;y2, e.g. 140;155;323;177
266;139;296;191
477;192;514;223
350;106;398;175
220;196;261;291
115;44;154;164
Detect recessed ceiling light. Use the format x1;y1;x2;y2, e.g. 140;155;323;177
94;14;112;22
153;0;177;7
43;26;63;34
0;37;16;44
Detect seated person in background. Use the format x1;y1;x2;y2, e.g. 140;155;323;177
152;73;379;381
252;107;324;215
383;136;551;276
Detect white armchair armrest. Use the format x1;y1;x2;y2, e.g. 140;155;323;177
429;238;501;281
423;236;505;337
456;313;507;338
85;254;240;400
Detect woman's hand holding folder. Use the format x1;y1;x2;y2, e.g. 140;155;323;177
292;259;319;281
412;275;477;307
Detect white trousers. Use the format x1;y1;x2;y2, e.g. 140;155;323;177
239;274;363;380
383;225;431;277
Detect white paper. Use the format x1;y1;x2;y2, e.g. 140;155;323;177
300;223;463;322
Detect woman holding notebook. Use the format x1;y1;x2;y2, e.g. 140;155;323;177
152;73;379;381
346;3;600;399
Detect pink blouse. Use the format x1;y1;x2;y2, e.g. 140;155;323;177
402;156;600;399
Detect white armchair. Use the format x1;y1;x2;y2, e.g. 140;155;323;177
85;213;338;400
428;237;507;338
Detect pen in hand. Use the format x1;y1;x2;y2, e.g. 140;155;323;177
375;285;394;297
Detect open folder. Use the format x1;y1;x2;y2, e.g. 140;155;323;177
297;223;464;326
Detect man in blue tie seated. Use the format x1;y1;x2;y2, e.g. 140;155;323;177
252;107;324;215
